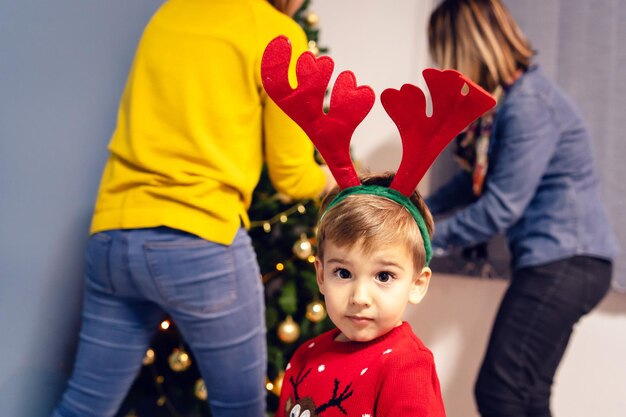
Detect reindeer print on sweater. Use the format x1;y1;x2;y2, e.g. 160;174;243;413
277;322;447;417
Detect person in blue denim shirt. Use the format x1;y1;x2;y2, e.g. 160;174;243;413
427;1;619;416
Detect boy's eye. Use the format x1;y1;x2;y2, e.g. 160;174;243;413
376;271;394;283
333;268;351;279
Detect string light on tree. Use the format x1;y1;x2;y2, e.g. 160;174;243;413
272;371;285;396
308;40;319;56
249;199;313;231
142;348;155;366
305;12;319;27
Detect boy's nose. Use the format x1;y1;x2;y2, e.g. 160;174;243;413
350;282;372;306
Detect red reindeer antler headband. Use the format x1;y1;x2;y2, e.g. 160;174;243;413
261;36;496;264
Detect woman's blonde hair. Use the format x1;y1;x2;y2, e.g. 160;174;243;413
428;0;534;92
316;173;434;271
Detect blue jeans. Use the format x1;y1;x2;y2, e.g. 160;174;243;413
52;227;266;417
474;256;612;417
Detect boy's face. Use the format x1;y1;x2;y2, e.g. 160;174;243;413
315;239;431;342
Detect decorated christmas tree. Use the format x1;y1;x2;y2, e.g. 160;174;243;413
116;3;332;416
251;2;334;411
249;165;334;413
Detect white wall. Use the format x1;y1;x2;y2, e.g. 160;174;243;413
313;1;626;416
406;276;626;417
313;0;434;176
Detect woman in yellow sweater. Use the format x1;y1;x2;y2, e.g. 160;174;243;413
52;1;332;416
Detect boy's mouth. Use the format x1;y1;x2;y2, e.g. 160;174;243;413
346;315;374;324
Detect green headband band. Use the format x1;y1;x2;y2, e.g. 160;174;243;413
322;185;432;266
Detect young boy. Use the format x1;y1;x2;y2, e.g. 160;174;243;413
276;172;446;417
260;35;495;417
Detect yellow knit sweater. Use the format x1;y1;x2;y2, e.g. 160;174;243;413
91;0;325;245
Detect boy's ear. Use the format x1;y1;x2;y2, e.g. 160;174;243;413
408;267;432;305
314;257;325;295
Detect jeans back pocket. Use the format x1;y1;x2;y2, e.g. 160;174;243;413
144;235;237;314
85;232;115;293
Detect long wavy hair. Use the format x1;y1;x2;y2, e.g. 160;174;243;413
428;0;534;92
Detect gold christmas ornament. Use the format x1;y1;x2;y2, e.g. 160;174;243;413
271;371;285;396
168;348;192;372
305;12;319;27
277;315;300;343
305;301;327;323
194;379;208;401
292;234;313;260
142;348;155;366
157;395;166;407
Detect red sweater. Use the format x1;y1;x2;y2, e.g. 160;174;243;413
277;322;446;417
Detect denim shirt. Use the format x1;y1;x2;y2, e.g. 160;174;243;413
427;66;619;270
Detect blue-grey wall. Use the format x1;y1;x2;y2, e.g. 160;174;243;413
0;1;164;415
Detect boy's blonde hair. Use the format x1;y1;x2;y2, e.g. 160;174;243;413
428;0;534;92
316;172;434;271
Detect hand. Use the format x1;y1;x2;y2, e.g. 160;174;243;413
271;0;305;17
